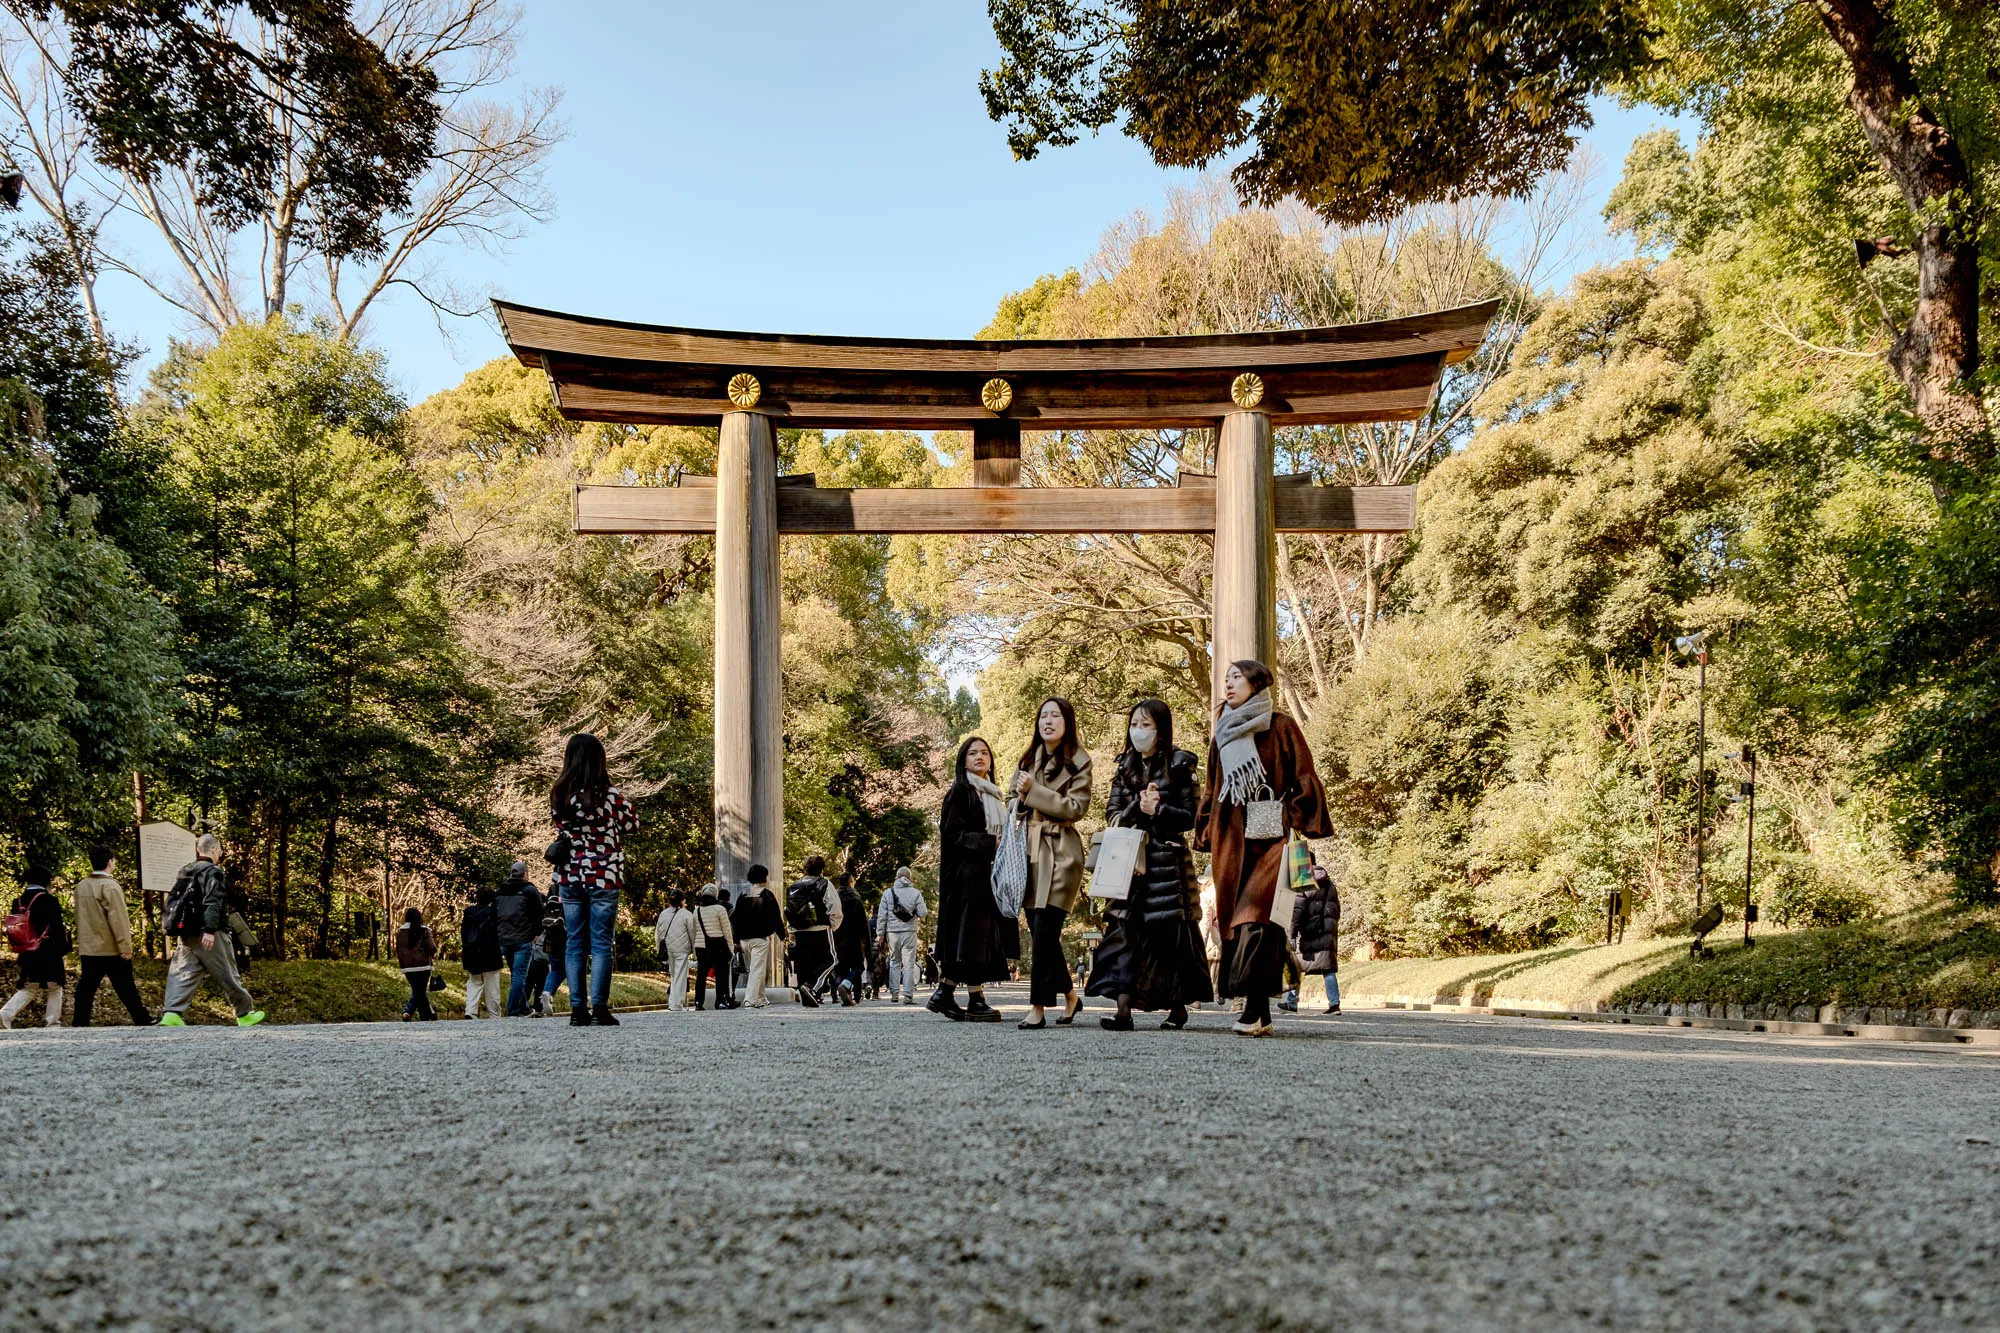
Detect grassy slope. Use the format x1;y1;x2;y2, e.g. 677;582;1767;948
26;958;680;1026
1340;906;2000;1013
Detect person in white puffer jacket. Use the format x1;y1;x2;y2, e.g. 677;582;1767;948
655;892;699;1011
874;866;928;1004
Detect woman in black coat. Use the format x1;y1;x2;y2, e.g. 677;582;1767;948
1086;700;1215;1030
927;735;1015;1023
1290;863;1341;1014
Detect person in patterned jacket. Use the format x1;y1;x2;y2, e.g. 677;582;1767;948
550;733;641;1027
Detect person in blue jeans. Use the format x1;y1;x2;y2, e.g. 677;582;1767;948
549;733;641;1027
495;861;545;1017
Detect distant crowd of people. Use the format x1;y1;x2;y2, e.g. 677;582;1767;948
4;659;1344;1031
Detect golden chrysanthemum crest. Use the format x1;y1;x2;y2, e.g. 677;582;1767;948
1230;372;1265;409
727;373;762;408
981;377;1014;413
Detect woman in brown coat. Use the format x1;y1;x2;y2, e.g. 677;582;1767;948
1192;659;1332;1036
1012;696;1092;1029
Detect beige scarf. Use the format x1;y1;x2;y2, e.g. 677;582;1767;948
966;773;1007;836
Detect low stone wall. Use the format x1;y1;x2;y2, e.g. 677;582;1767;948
1347;991;2000;1047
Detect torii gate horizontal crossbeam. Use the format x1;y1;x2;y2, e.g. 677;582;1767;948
573;479;1415;535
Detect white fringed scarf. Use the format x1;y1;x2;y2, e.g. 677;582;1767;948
1213;688;1274;805
966;773;1008;835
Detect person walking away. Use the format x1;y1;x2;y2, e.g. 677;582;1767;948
496;862;545;1017
1012;697;1092;1029
731;868;782;1008
874;866;927;1004
71;844;152;1027
1291;861;1342;1014
2;862;69;1028
396;907;438;1021
1086;700;1214;1031
549;733;642;1028
929;737;1013;1023
692;885;737;1010
657;892;698;1011
461;887;504;1019
833;877;868;1005
1193;660;1333;1037
785;856;841;1003
537;900;566;1017
156;836;265;1028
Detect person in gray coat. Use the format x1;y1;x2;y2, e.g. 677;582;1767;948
873;866;927;1003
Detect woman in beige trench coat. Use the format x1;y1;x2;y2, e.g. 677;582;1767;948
1011;696;1092;1029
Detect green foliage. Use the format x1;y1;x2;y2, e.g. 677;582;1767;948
141;321;527;953
981;0;1652;224
28;0;441;255
0;223;173;867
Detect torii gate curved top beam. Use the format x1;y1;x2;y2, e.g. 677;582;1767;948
493;297;1499;432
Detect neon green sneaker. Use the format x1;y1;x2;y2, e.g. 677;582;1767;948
157;1012;186;1027
236;1010;266;1027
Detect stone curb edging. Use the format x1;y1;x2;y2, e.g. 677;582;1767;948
1348;994;2000;1048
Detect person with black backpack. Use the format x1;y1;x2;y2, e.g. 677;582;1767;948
785;855;841;1003
156;835;264;1028
730;866;783;1008
1;861;68;1029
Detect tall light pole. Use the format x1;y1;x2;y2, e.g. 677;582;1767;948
1674;632;1710;914
1728;747;1757;947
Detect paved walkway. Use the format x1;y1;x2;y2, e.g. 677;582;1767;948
1;991;1994;1330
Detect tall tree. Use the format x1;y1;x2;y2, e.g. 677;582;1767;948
0;217;173;866
145;319;523;954
3;0;561;338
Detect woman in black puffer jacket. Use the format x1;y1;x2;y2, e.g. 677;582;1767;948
1086;699;1216;1030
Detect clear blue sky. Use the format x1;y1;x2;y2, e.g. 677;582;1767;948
93;1;1688;404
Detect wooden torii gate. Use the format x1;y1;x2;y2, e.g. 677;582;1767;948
496;298;1499;892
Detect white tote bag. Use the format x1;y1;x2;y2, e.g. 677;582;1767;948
1088;826;1147;900
990;806;1029;918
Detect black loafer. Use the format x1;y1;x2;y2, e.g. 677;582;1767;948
1100;1015;1134;1031
1017;1017;1046;1030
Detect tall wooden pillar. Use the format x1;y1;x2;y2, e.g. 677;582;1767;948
1212;409;1277;707
714;410;784;891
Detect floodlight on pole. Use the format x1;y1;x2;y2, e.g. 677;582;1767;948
1674;632;1710;914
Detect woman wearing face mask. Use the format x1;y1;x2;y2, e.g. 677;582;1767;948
1011;697;1092;1029
1085;700;1214;1030
928;736;1015;1023
1193;660;1332;1036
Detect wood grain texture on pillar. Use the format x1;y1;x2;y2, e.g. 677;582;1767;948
714;411;784;890
1212;410;1278;709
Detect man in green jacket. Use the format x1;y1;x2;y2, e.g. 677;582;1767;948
157;835;264;1028
71;844;152;1026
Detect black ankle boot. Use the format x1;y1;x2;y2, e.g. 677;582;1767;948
963;994;1001;1023
591;1004;619;1026
568;1007;591;1027
925;984;964;1021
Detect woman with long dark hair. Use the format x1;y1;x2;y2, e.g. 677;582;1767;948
549;733;641;1027
1011;697;1092;1030
927;735;1015;1023
1085;699;1214;1029
395;906;436;1021
1192;660;1332;1036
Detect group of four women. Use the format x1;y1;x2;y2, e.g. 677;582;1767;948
929;657;1332;1035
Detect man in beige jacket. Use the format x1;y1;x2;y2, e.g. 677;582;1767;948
72;844;152;1027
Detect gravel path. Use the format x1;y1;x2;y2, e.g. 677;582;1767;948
1;990;1995;1330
